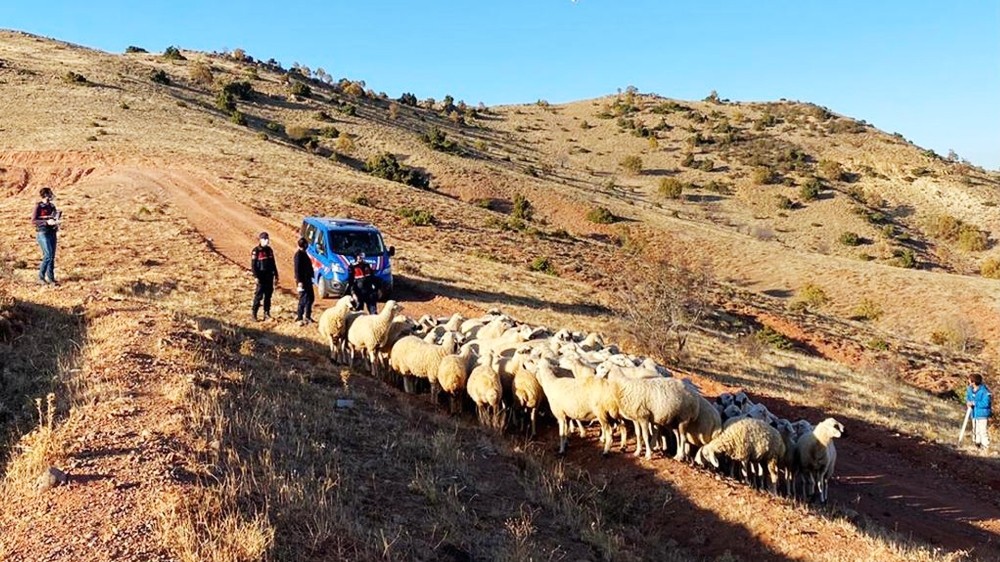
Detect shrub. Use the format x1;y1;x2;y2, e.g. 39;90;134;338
800;177;822;201
658;178;684;199
318;126;340;138
216;91;236;112
981;258;1000;279
529;256;556;275
756;325;795;350
350;195;374;207
189;62;213;85
286;125;314;143
619;155;643;175
818;159;845;182
223;80;255;100
795;283;829;310
893;248;917;268
63;71;88;84
586;206;617;224
512;194;534;221
398;92;417;106
229;110;247;126
343;82;365;98
681;152;695;168
698;159;715;172
867;338;890;351
853;298;882;321
335;135;355;154
150;69;170;85
163;46;186;60
396;207;436;226
365;152;430;189
125;45;147;53
337;103;357;116
423;127;457;152
775;195;794;210
958;227;989;252
289;81;311;98
839;231;861;246
752;167;779;185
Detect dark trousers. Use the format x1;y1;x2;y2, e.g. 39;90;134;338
37;230;56;282
297;283;315;320
252;276;274;316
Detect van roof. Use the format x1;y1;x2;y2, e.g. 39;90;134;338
305;217;378;230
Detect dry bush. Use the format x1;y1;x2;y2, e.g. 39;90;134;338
658;178;683;199
619;155;643;175
616;245;712;361
930;316;980;354
981;258;1000;279
853;298;883;321
189;62;213;86
790;283;828;311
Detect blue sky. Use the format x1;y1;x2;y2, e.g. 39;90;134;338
5;1;999;168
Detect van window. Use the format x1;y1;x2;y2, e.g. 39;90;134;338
328;230;386;257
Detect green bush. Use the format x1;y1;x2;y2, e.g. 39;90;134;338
794;283;829;310
853;298;883;321
229;110;247;126
397;207;436;226
318;126;340;138
698;159;715;172
512;194;533;221
658;178;684;199
423;127;457;152
350;195;374;207
216;91;236;112
150;69;170;85
893;248;917;268
398;92;418;106
289;81;311;98
818;159;846;182
839;231;861;246
223;80;255;100
163;46;186;60
586;206;617;224
755;326;795;350
619;155;643;175
364;153;430;189
265;121;283;133
529;256;557;275
958;226;989;252
800;177;822;201
752;167;779;185
681;152;696;168
867;338;890;351
775;195;794;210
125;45;148;53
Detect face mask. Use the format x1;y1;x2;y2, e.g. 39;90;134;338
260;239;269;247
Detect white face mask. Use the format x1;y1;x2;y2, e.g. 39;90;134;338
260;239;269;247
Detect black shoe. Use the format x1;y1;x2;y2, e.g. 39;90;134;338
264;313;273;321
252;312;260;322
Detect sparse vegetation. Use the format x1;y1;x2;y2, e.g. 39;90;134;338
512;194;534;222
752;167;779;185
222;80;255;100
163;45;186;60
63;71;88;85
529;256;557;275
800;177;822;201
927;214;989;251
150;69;170;85
981;258;1000;279
288;81;311;98
658;178;684;199
853;298;883;321
125;45;147;53
839;231;862;246
189;62;213;85
893;248;917;268
422;127;457;152
792;283;829;311
365;152;430;189
619;155;643;175
397;207;436;226
818;159;846;182
586;206;617;224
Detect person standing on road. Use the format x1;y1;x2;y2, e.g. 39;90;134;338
967;374;992;451
294;237;316;325
251;232;279;321
32;187;60;286
347;252;378;314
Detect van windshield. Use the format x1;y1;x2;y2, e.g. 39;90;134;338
327;230;385;257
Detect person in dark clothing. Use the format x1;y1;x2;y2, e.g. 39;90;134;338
251;231;279;321
32;187;60;285
347;252;378;314
294;237;316;325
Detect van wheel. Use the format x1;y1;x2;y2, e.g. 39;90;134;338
317;278;329;299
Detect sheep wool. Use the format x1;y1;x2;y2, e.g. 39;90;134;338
317;295;358;362
346;300;403;378
697;418;786;494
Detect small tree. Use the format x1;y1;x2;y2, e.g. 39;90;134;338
620;155;643;175
289;81;311;98
586;206;617;224
189;62;213;85
512;194;533;221
163;46;186;60
617;248;713;360
800;177;822;201
150;69;170;85
818;159;846;182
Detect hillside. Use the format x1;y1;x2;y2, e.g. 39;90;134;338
0;30;998;561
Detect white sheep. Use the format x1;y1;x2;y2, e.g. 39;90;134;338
793;418;844;503
388;331;459;394
696;418;786;494
443;313;465;332
435;341;478;414
531;358;618;455
467;350;504;428
680;394;722;461
317;295;357;363
374;315;417;380
345;300;403;378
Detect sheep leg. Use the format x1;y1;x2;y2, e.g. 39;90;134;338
618;422;628;451
529;407;537;439
402;376;414;394
600;418;613;457
767;459;779;495
631;421;643;457
557;417;568;455
673;425;687;461
641;422;653;461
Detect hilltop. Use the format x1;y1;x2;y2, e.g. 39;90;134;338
0;30;997;561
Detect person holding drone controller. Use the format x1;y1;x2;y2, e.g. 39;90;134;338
32;187;61;286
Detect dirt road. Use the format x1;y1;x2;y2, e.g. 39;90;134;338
100;166;1000;558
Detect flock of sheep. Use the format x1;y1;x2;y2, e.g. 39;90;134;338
319;297;846;502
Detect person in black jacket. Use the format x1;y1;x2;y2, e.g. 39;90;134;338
347;252;378;314
251;232;279;321
293;237;316;325
32;187;60;285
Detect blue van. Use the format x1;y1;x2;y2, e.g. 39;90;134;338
300;217;395;299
